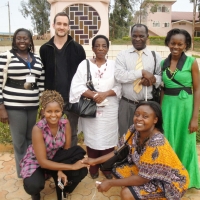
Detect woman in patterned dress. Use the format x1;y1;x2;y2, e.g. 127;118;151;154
83;101;189;200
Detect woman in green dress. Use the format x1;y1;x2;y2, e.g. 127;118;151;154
161;28;200;189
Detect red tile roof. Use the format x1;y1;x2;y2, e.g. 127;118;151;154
172;12;199;22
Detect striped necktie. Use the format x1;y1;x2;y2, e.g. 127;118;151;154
133;50;143;93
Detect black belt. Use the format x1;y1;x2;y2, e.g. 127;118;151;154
6;78;37;90
122;96;152;104
164;87;192;96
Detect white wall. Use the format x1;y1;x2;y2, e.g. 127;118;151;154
0;45;199;67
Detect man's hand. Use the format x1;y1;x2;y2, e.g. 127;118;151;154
140;77;150;86
142;70;156;86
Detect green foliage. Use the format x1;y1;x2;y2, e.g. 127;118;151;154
109;0;133;39
20;0;50;35
0;123;11;144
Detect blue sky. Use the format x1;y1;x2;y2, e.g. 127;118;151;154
0;0;196;33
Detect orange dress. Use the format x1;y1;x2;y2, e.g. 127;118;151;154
112;127;189;200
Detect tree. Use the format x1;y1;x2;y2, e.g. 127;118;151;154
130;0;158;23
109;0;133;39
19;0;50;35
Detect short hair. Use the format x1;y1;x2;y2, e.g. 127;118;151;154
165;28;191;51
92;35;110;48
135;101;164;133
12;28;34;53
40;90;64;110
131;24;149;35
53;12;70;24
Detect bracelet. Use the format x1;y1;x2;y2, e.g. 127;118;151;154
93;93;98;99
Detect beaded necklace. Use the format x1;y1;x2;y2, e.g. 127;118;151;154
136;134;149;154
167;67;178;80
94;58;107;79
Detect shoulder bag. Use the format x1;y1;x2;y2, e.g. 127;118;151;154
151;51;161;103
100;128;135;171
2;50;11;89
67;59;97;118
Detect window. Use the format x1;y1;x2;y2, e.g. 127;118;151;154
162;23;170;27
162;6;169;12
151;5;169;12
153;21;160;27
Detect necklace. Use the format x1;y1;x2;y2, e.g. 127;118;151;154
17;52;30;62
136;134;149;154
167;67;178;80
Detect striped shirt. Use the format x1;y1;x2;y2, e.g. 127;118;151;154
0;50;44;110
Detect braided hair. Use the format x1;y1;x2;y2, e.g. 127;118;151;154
40;90;64;110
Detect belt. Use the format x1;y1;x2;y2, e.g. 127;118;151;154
122;96;152;104
6;78;37;90
164;87;192;95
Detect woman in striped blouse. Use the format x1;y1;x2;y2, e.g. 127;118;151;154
0;28;44;178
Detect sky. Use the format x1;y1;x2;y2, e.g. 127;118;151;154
0;0;196;33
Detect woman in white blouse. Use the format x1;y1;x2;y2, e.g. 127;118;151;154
70;35;121;179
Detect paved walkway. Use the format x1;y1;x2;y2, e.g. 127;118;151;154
0;146;200;200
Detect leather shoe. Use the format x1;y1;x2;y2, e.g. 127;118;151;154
104;173;113;179
90;172;99;179
31;193;40;200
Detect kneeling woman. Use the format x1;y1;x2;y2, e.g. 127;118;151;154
83;101;189;200
20;90;88;200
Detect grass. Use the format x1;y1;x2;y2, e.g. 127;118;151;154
1;112;200;144
192;54;200;58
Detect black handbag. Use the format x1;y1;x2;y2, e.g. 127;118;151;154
100;130;135;171
67;59;97;118
151;51;161;104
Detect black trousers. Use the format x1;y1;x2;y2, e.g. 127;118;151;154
23;167;88;200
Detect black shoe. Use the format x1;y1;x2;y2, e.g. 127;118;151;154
90;172;99;179
104;173;113;179
31;193;40;200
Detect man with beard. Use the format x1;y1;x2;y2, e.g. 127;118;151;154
40;12;86;147
114;24;162;137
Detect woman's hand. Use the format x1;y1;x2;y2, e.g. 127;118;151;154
72;160;89;170
57;170;68;186
97;180;112;192
189;117;198;133
93;92;107;104
82;157;96;166
0;104;9;124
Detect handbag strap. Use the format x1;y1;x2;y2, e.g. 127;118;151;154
124;128;135;145
86;59;96;92
151;51;156;74
86;59;91;82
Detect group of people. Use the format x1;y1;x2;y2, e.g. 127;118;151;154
0;11;199;200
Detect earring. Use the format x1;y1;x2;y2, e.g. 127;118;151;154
93;53;96;59
106;54;108;59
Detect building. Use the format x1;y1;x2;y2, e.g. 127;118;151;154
141;0;200;37
47;0;110;45
0;32;14;41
